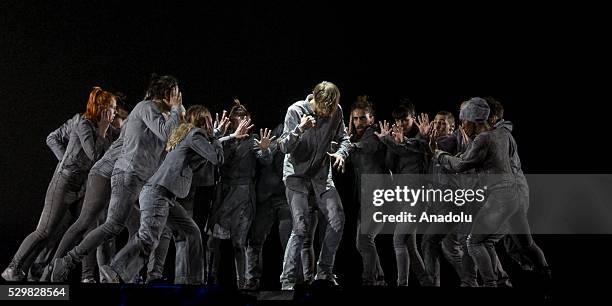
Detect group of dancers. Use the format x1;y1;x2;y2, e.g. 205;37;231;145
2;75;552;289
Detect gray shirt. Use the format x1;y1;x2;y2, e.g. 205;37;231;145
114;100;181;180
149;128;224;198
46;113;81;161
278;95;350;192
58;116;113;181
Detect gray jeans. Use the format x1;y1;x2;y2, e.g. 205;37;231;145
280;184;345;287
245;195;292;285
68;171;144;263
10;171;83;269
110;184;204;284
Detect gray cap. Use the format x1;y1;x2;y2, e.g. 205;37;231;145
459;97;490;123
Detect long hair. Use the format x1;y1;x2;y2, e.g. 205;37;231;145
312;81;340;117
83;87;116;122
166;105;211;151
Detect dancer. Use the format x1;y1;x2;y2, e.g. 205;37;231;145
278;81;350;290
206;100;274;289
2;87;117;281
52;75;183;282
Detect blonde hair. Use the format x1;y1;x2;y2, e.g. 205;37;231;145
166;105;211;151
312;81;340;117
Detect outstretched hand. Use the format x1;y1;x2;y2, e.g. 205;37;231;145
328;152;345;173
255;128;276;150
231;118;254;139
374;120;391;139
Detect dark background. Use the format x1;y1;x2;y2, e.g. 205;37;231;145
1;0;611;293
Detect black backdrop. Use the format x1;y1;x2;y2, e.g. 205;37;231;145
1;0;611;292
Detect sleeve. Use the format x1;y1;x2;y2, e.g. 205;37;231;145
46;117;74;161
437;133;489;173
190;132;224;166
252;136;273;165
333;110;351;159
351;132;383;155
76;120;110;161
380;134;427;155
277;106;304;154
140;103;181;142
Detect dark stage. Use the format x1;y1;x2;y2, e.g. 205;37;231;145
1;1;611;304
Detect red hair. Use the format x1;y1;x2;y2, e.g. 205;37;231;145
83;87;116;122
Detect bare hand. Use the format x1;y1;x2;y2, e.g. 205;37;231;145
231;118;254;139
299;114;316;132
416;113;431;136
99;108;114;136
391;124;404;144
374;120;391;139
214;110;230;136
328;152;345;173
169;87;182;108
255;128;276;150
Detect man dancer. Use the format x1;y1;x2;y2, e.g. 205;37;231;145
278;81;350;290
347;96;387;286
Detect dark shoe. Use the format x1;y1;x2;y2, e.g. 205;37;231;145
244;279;260;291
98;265;121;284
2;267;26;281
51;256;76;282
39;264;53;282
27;263;45;281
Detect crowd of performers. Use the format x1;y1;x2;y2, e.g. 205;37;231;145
2;76;552;289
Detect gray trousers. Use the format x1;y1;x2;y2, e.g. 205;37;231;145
68;171;144;265
467;183;548;287
245;195;292;285
10;171;82;270
280;185;345;287
110;185;204;284
356;217;385;285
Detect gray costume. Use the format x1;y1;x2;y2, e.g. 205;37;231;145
277;94;350;288
6;116;111;280
437;124;548;286
421;133;465;286
348;124;387;285
105;128;223;284
52;100;181;282
245;124;293;289
379;127;430;286
206;133;272;288
49;126;131;283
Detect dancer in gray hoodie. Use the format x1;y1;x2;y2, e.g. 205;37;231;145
278;81;350;290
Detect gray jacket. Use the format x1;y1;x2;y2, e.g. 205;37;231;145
219;134;273;185
278;95;350;192
256;124;286;202
437;127;516;187
348;124;387;184
46;114;81;161
114;100;181;180
381;127;427;175
89;121;127;179
148;128;224;199
494;120;528;187
58;116;113;180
